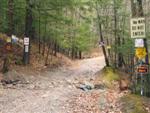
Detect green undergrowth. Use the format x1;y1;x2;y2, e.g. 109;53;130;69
100;67;120;87
120;94;148;113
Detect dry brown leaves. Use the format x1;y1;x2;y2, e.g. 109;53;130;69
66;91;101;113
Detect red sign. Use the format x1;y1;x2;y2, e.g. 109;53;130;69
137;65;148;74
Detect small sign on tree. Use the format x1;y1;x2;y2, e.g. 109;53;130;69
135;47;147;59
135;39;144;47
137;65;148;74
24;37;29;45
23;37;30;65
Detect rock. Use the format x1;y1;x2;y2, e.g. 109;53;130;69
77;82;94;91
84;81;95;89
119;79;129;91
27;84;35;89
1;79;20;86
94;84;105;90
78;84;89;91
7;84;14;88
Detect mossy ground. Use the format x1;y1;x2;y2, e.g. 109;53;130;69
120;94;148;113
102;67;119;81
99;67;120;87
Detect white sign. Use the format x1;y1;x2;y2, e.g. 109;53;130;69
25;45;29;52
24;37;29;45
12;35;19;43
135;39;144;47
99;41;105;47
131;18;146;38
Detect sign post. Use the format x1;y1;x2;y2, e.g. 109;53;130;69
23;37;30;65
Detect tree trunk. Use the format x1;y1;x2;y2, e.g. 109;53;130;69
131;0;149;65
25;0;33;37
113;0;118;68
96;2;109;67
136;0;149;64
54;41;57;56
99;23;110;67
71;47;74;59
45;43;51;66
7;0;14;36
131;0;149;96
42;17;47;56
79;51;82;59
38;9;41;54
23;0;33;65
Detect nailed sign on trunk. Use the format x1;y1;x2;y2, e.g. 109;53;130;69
131;18;145;38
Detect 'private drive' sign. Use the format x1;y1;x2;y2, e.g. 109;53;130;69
131;18;145;38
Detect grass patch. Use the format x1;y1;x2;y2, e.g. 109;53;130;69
98;67;120;87
120;94;148;113
102;67;119;82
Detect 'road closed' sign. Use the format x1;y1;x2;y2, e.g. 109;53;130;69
131;18;145;38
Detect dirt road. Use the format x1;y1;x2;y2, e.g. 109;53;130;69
0;57;106;113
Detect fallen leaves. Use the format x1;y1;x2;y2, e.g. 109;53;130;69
66;91;101;113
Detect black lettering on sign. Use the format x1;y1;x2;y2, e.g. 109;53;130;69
141;32;144;35
138;20;141;24
138;19;145;24
132;26;136;30
133;32;144;36
137;26;144;30
133;32;138;36
133;21;137;24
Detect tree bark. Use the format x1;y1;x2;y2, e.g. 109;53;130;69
45;43;51;66
99;23;110;67
131;0;149;64
42;17;47;56
79;51;82;59
96;2;109;67
131;0;149;96
38;9;41;54
25;0;33;37
8;0;14;36
23;0;34;65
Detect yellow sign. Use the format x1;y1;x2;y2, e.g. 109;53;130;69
6;38;11;43
107;46;111;49
135;47;147;59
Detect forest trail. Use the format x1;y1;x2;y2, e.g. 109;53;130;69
0;56;106;113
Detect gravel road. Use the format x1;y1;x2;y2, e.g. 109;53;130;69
0;56;105;113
